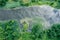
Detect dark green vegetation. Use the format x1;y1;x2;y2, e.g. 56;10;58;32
0;20;60;40
47;23;60;40
0;0;8;7
0;20;20;40
0;0;60;9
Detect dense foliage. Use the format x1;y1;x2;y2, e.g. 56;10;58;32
0;19;60;40
0;0;8;7
0;20;20;40
47;23;60;40
0;0;60;9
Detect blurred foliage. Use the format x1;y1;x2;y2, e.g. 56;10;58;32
0;20;20;40
31;23;45;40
46;23;60;40
0;0;8;7
0;0;60;9
19;17;60;40
0;19;60;40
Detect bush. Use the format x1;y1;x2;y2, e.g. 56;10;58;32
0;20;20;40
19;17;47;40
12;0;18;2
47;23;60;40
0;0;8;7
0;18;60;40
31;23;43;40
19;0;31;6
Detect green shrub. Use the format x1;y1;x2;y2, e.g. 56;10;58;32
0;0;8;7
31;23;43;40
19;0;31;6
0;18;60;40
19;17;47;40
12;0;18;2
47;23;60;40
31;22;49;40
0;20;20;40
